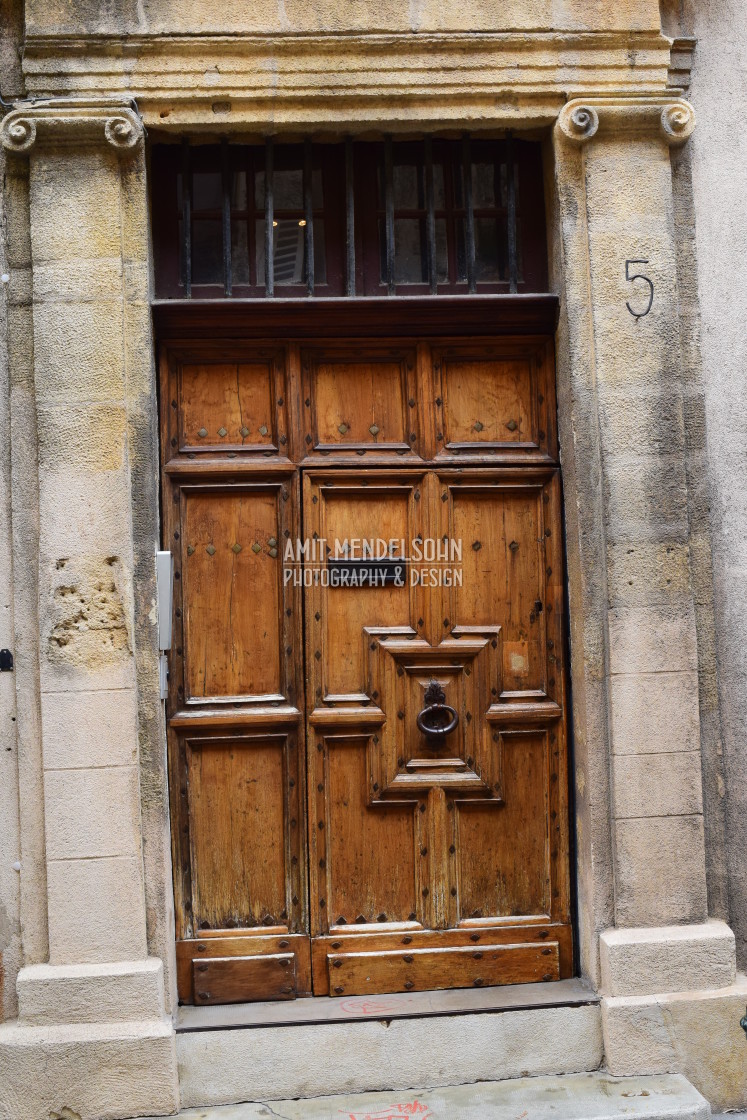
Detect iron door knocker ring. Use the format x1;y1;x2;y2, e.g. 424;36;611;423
417;680;459;745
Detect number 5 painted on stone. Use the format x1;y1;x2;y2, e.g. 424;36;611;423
625;258;654;319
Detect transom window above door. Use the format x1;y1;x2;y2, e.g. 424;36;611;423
151;137;548;299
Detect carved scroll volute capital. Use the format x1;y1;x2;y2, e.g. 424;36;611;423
1;101;144;157
557;103;600;145
660;101;696;145
0;115;37;153
556;97;696;148
103;114;142;152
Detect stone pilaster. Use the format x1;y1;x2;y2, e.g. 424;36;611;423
557;95;706;929
0;99;177;1120
555;95;706;928
554;96;745;1104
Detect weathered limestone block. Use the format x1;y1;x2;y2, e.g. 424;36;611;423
615;816;707;927
23;0;664;37
602;975;747;1112
36;401;128;472
39;480;133;577
606;539;694;609
612;752;704;819
46;855;147;965
601;456;690;539
32;300;127;403
41;688;138;770
26;149;123;261
44;766;143;860
608;605;698;675
609;673;701;756
598;386;688;458
31;258;124;304
46;556;131;667
0;1020;178;1120
600;921;737;996
17;958;167;1025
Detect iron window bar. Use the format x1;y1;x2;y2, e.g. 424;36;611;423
506;132;518;294
345;137;356;297
304;138;315;297
220;139;232;297
384;136;396;296
167;135;542;300
264;137;274;298
424;136;437;296
462;133;477;294
180;139;192;298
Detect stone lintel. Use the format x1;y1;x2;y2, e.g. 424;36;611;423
600;921;737;998
557;95;696;146
19;30;675;131
0;98;144;156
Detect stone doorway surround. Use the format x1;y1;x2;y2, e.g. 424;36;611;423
0;12;745;1117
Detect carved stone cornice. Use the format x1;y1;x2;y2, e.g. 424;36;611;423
0;98;144;156
19;31;674;131
556;96;696;146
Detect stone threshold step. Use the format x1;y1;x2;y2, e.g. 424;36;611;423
140;1073;710;1120
175;999;602;1106
176;977;596;1032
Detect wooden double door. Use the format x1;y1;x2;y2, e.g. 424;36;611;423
160;311;572;1005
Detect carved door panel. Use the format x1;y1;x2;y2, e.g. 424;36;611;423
304;465;571;996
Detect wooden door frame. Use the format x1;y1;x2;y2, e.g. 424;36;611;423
155;293;578;1003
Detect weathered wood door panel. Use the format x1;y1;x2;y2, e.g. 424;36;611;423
160;324;572;1005
185;733;291;929
432;342;557;461
181;485;290;702
176;349;288;455
301;345;424;461
161;344;308;1004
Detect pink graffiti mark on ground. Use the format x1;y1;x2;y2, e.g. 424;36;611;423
340;1102;432;1120
338;996;410;1016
